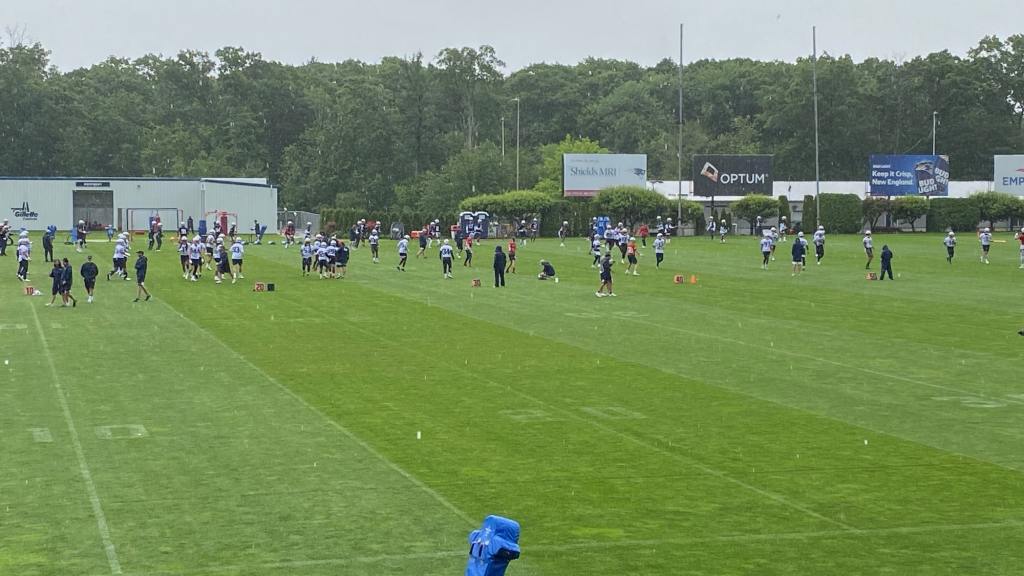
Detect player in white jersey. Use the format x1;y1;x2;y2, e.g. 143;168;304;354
327;239;340;279
769;227;779;261
178;237;190;278
978;228;992;264
590;236;602;267
797;232;809;267
16;238;31;281
778;216;788;242
230;238;245;283
107;238;129;280
213;239;227;284
368;229;380;262
653;233;666;268
316;241;329;278
862;230;874;269
760;232;773;269
300;238;314;276
812;225;825;265
558;221;569;247
439;239;454;278
943;231;956;263
719;220;728;243
188;236;203;281
396;235;409;271
204;234;216;270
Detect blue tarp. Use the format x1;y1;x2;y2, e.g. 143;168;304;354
465;515;520;576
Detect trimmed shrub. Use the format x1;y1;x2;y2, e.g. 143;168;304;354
818;193;862;233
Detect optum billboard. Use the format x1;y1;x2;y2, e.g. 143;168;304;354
692;155;773;196
563;154;647;197
994;155;1024;196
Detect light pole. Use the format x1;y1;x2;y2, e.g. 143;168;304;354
677;23;684;234
812;26;821;227
500;116;505;162
512;97;521;190
932;111;937;155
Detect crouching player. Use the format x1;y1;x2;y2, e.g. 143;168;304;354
538;259;557;282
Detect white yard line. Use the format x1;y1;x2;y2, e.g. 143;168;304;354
30;303;123;575
157;300;475;527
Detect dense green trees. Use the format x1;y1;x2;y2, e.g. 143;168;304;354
2;35;1024;215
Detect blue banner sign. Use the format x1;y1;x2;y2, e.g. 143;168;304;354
869;155;949;196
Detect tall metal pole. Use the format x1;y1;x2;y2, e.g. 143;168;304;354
514;97;521;190
812;26;821;226
932;111;937;155
677;23;684;234
501;116;505;160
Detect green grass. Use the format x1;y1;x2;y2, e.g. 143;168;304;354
2;231;1023;575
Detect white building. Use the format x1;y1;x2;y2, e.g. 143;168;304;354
0;177;278;233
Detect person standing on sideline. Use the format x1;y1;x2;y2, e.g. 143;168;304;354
134;251;151;301
978;228;992;264
596;252;615;297
791;234;806;277
506;238;517;274
653;233;666;268
16;235;30;280
42;229;54;262
397;235;409;271
760;231;773;269
46;260;63;306
81;255;98;303
863;230;874;269
813;225;826;265
944;231;956;264
60;257;77;307
492;245;506;287
463;234;474;267
879;245;894;280
439;238;454;278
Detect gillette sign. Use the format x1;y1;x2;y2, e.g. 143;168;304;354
994;155;1024;196
692;155;773;196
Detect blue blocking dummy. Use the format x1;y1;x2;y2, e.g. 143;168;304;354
465;515;520;576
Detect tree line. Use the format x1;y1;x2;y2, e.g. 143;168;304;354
2;35;1023;215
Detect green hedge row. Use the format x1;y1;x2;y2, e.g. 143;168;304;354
925;198;980;232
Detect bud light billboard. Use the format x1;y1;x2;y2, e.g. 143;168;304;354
869;155;949;196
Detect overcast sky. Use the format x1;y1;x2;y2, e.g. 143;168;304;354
3;0;1020;72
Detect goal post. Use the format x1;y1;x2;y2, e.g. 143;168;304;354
125;208;184;235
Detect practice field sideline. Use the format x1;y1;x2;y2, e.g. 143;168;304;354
2;233;1022;575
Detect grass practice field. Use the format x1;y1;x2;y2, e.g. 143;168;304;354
2;230;1023;575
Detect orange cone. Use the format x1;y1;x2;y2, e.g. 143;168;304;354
689;274;697;285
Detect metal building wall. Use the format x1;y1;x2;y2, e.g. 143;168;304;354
0;178;277;232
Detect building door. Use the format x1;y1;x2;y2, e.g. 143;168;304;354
73;189;113;230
